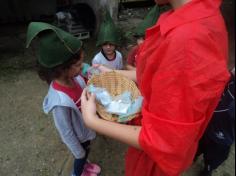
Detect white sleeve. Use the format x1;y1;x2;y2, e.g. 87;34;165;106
120;56;124;69
118;52;124;69
52;106;85;159
92;54;101;65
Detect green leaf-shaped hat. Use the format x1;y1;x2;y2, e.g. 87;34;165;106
26;22;82;68
134;5;161;37
96;9;120;47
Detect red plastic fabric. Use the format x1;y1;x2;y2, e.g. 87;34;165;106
125;0;230;175
53;75;86;108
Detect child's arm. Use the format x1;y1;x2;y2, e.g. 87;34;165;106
92;54;101;66
231;67;235;76
52;106;86;159
119;52;124;70
81;89;141;149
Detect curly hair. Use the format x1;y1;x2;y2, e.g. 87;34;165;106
37;49;83;85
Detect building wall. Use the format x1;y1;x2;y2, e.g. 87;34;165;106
72;0;119;33
73;0;119;20
0;0;119;34
0;0;57;23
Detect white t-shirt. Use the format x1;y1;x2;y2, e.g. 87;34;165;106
92;50;123;70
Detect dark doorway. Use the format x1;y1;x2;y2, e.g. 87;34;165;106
57;3;96;35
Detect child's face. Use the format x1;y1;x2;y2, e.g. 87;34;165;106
102;43;116;56
137;37;144;45
67;52;84;78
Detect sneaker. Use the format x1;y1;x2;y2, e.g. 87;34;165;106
84;163;101;174
81;170;97;176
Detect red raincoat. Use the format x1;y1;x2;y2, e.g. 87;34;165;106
125;0;230;175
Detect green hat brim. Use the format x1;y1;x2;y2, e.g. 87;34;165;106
26;22;82;68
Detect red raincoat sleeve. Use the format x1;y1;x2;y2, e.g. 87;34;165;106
138;27;230;175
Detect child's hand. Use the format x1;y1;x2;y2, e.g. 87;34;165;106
81;89;99;126
93;64;112;73
231;67;235;76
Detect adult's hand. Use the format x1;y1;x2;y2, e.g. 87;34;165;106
93;64;112;73
93;64;137;82
81;88;141;149
81;89;99;127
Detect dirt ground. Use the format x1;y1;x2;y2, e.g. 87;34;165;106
0;4;235;176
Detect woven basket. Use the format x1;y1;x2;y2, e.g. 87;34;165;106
87;71;141;122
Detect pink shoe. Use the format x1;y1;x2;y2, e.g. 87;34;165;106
81;170;97;176
84;163;101;174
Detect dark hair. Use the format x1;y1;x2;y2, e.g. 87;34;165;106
102;42;117;47
37;49;83;85
133;34;145;40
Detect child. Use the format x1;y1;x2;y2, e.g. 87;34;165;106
126;4;168;70
196;67;235;176
92;9;123;70
81;0;230;175
125;38;143;71
26;22;101;176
